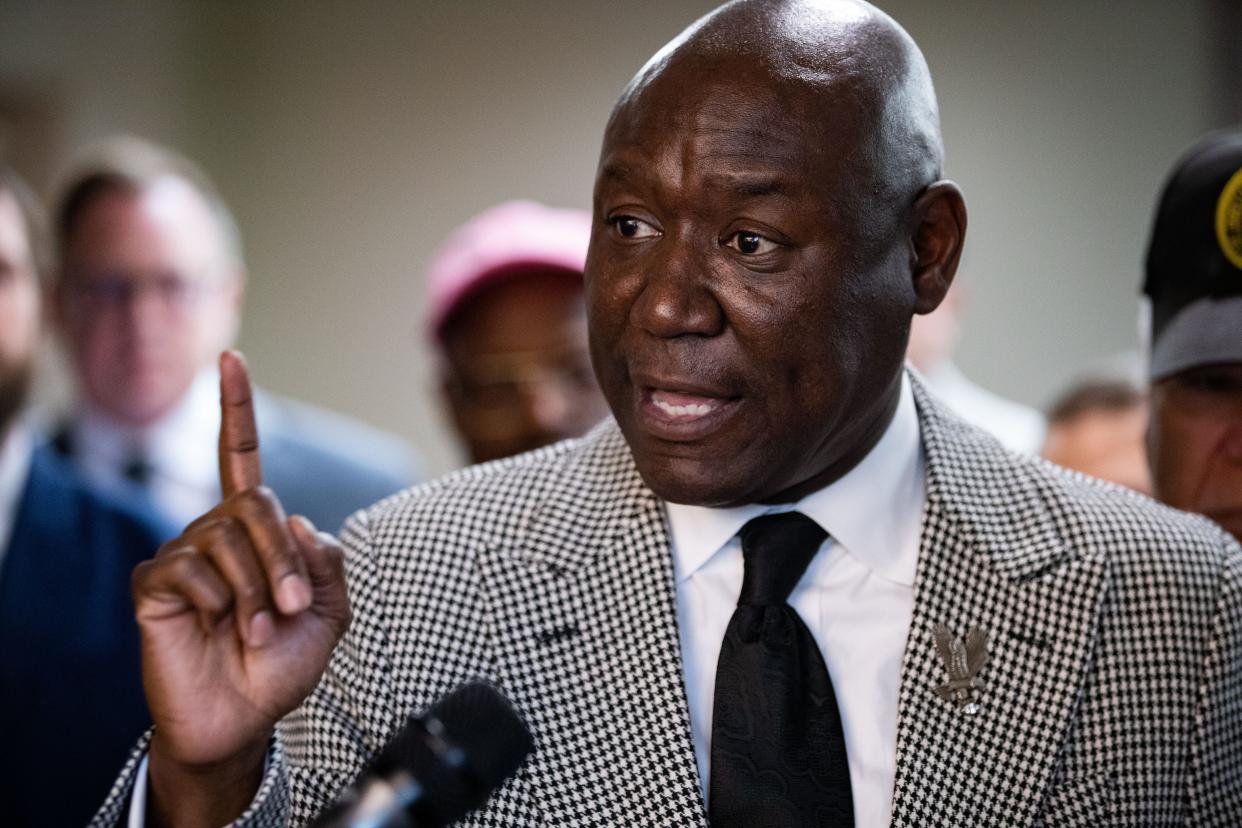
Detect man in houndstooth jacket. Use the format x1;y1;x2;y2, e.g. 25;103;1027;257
93;1;1241;826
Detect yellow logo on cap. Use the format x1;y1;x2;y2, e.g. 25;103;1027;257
1218;167;1242;270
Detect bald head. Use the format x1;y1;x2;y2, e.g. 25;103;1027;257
612;0;943;210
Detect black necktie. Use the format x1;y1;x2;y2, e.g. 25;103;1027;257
122;448;154;488
708;511;854;828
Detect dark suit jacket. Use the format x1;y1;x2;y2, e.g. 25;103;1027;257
0;444;171;827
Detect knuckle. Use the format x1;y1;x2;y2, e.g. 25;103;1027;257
259;540;298;574
164;547;205;579
196;593;226;616
237;585;269;605
235;580;268;605
183;504;227;534
229;433;260;454
236;486;285;522
203;516;246;544
325;542;346;568
224;485;263;512
154;537;190;559
130;559;156;596
262;557;297;585
203;587;230;611
243;485;278;510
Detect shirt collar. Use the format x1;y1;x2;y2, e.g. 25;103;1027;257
76;369;220;488
0;421;34;554
664;372;925;587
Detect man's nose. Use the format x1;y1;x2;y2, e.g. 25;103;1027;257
123;282;175;328
631;235;724;339
524;375;583;437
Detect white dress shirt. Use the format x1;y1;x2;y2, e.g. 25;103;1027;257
71;371;221;529
0;422;33;570
666;373;925;828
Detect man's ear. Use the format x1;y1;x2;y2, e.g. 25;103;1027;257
220;267;247;347
228;267;247;313
909;180;967;315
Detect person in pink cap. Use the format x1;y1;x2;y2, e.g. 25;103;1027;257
428;200;610;463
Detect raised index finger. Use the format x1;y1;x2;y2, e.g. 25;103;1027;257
219;350;263;497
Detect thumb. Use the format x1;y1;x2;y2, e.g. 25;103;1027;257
289;515;350;624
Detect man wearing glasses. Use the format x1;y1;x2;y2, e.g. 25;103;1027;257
50;137;420;534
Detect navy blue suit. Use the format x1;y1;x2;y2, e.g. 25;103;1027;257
0;444;171;827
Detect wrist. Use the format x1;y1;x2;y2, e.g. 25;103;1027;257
146;730;270;828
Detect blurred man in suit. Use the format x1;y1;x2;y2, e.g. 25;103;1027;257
0;166;172;825
429;201;609;463
1143;129;1242;542
50;138;419;533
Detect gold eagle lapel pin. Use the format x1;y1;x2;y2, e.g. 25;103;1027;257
932;623;989;715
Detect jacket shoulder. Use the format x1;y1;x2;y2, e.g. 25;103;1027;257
346;420;634;553
1027;448;1234;572
944;407;1237;587
914;373;1237;584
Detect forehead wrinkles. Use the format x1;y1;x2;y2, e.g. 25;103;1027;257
668;101;808;193
603;72;845;194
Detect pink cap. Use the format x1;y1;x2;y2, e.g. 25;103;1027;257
426;200;593;343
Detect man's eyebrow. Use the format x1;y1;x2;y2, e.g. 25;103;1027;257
712;173;797;199
599;162;632;184
598;161;797;199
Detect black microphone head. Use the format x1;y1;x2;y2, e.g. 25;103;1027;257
426;681;534;793
372;681;534;826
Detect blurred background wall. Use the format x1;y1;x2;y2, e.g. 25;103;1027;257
0;0;1238;475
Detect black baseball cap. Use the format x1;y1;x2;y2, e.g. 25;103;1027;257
1143;127;1242;381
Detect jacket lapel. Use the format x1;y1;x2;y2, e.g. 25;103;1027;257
478;425;707;826
888;378;1109;826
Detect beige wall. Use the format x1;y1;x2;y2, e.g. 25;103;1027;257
0;0;1231;475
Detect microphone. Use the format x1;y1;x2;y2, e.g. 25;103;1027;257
312;681;534;828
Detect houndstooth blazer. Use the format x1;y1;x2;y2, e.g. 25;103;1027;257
93;376;1242;826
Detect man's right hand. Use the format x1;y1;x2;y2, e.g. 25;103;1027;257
131;351;352;827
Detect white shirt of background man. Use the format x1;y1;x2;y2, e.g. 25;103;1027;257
72;370;220;528
0;421;32;570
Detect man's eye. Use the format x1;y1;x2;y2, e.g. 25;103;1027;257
1181;368;1242;395
611;216;659;239
725;230;779;255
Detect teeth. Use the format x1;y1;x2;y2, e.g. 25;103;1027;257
653;399;717;418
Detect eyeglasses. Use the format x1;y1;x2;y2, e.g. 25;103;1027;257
1161;365;1242;416
65;270;217;312
449;344;599;422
